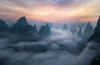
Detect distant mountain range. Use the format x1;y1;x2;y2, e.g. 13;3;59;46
0;16;100;65
0;16;100;43
0;16;51;42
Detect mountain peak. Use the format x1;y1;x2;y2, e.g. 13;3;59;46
0;19;5;23
0;19;3;21
77;27;82;37
19;16;26;20
17;16;28;24
85;23;93;31
97;16;100;26
20;16;26;19
11;16;31;34
0;19;7;25
39;24;51;38
88;16;100;42
87;22;90;25
0;19;9;32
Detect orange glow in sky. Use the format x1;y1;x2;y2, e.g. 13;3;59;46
0;0;100;23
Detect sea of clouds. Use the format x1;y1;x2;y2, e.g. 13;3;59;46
0;28;99;65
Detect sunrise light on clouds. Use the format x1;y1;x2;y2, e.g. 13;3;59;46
0;0;100;23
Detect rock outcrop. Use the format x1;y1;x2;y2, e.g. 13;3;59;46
88;16;100;65
39;23;51;38
71;25;77;35
0;19;9;32
77;27;82;37
88;16;100;42
83;23;94;41
11;17;33;34
10;17;39;42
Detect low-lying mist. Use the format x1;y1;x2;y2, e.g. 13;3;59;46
0;28;99;65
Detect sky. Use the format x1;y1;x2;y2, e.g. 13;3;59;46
0;0;100;23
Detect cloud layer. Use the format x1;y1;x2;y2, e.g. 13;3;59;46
0;28;100;65
0;0;100;23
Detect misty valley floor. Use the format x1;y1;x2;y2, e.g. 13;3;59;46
0;28;100;65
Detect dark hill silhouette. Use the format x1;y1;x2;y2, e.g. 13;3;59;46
88;16;100;42
63;24;68;30
11;17;38;35
11;17;32;34
89;16;100;65
83;23;94;41
39;23;51;38
29;24;38;34
0;19;9;32
0;19;10;38
77;27;82;37
10;17;39;42
71;25;77;35
0;16;52;42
